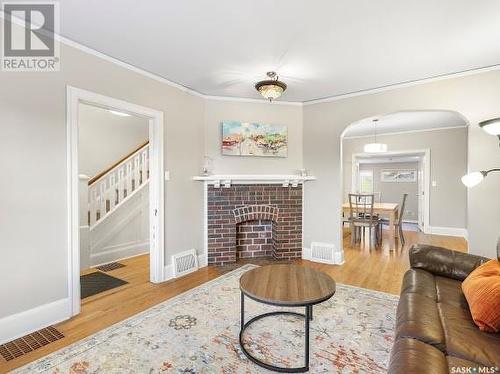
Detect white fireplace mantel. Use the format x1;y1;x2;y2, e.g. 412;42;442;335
193;174;316;187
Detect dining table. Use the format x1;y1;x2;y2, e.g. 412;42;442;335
342;202;400;238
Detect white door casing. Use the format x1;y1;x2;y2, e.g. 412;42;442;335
66;86;165;317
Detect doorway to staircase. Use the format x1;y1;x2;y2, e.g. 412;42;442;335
67;87;165;318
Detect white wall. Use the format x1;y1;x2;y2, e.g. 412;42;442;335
204;99;303;174
343;128;468;228
78;103;149;177
304;70;500;259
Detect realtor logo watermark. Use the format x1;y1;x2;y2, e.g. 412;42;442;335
2;2;60;71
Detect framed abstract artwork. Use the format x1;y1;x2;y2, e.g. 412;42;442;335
380;169;417;182
221;120;288;157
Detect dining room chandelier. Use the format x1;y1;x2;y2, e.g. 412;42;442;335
255;71;287;102
364;119;388;153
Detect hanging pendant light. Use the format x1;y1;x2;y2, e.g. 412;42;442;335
364;119;388;153
255;71;287;102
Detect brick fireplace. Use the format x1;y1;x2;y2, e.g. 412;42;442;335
207;184;303;265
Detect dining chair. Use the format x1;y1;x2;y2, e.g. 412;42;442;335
393;193;408;245
348;193;382;247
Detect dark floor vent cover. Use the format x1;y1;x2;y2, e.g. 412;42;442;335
95;262;126;272
0;326;64;361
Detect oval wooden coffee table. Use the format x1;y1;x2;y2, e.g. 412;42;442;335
239;264;336;373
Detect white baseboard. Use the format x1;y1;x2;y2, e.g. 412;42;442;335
0;298;70;345
164;252;207;282
90;240;149;266
429;226;468;238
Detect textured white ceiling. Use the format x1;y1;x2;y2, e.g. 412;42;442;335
59;0;500;102
344;110;467;137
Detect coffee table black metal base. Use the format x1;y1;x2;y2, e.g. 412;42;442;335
239;292;313;373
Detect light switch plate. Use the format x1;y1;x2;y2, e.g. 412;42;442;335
164;171;170;181
432;180;437;187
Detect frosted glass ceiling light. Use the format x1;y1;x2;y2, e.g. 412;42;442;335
364;119;388;153
255;71;287;102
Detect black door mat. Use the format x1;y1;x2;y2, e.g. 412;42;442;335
95;262;126;272
80;271;128;299
0;326;64;361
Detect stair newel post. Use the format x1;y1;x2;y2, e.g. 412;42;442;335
133;155;140;190
109;172;117;211
126;161;133;196
118;166;125;203
140;149;147;184
89;187;97;226
145;148;150;180
99;181;106;221
104;175;112;215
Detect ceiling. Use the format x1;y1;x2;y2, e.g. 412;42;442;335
58;1;500;102
343;110;467;137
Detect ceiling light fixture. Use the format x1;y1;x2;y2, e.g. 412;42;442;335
255;71;287;102
461;169;500;187
109;110;131;117
364;119;388;153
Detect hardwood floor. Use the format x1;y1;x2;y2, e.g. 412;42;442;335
0;229;467;373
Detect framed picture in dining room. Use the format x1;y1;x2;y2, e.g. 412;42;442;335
380;169;417;182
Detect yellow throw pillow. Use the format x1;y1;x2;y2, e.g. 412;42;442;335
462;259;500;333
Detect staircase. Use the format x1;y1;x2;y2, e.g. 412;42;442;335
87;141;150;228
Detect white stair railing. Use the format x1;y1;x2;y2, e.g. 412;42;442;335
88;143;149;228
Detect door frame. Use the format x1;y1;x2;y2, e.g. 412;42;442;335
66;86;165;317
351;149;431;233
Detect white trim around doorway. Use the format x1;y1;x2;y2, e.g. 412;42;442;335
350;149;431;234
66;86;165;317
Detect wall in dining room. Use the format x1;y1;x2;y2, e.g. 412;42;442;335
203;99;303;175
356;162;419;222
342;128;467;229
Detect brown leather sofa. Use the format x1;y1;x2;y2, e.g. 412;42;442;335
388;244;500;373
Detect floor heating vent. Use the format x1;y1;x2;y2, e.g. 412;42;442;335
96;262;126;272
172;249;199;278
310;242;342;264
0;326;64;361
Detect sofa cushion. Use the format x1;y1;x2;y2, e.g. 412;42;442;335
401;268;437;301
462;259;500;333
388;338;448;374
410;245;489;281
438;302;500;366
396;292;446;351
435;276;469;309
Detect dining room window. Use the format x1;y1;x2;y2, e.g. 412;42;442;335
359;170;374;193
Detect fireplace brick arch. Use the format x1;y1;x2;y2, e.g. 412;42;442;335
233;205;279;224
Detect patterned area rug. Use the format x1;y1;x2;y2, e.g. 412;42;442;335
14;265;398;373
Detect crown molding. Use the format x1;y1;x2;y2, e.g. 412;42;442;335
1;11;499;106
303;64;500;106
343;124;468;139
